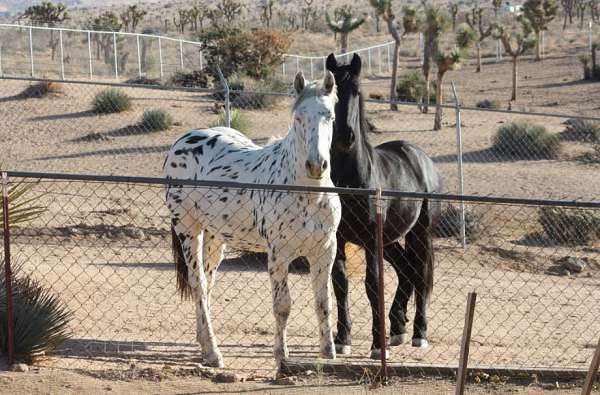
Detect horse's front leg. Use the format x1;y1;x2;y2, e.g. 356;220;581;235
267;248;292;366
308;236;337;360
364;240;388;360
332;236;352;355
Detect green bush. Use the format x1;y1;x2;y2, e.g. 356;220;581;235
560;119;600;142
396;71;436;103
1;265;71;361
492;122;561;159
170;70;209;88
212;108;251;134
539;207;600;245
232;77;288;110
141;109;173;131
434;204;481;242
476;99;501;110
93;89;131;114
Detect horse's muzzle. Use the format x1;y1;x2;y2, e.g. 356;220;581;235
305;159;328;179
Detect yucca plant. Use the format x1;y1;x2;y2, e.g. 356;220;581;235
141;109;173;131
211;108;251;134
0;264;72;361
92;88;132;114
0;180;46;226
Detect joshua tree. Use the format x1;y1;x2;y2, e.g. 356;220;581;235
326;5;365;53
83;11;123;64
420;4;451;114
259;0;276;28
300;0;317;30
522;0;558;61
23;2;69;61
492;0;503;18
120;5;147;32
561;0;575;28
576;0;588;26
466;6;494;72
432;25;476;130
218;0;243;24
188;5;206;32
369;0;386;32
448;2;459;30
173;9;191;34
493;20;537;101
590;0;599;22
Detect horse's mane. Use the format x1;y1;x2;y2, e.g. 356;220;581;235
292;80;338;112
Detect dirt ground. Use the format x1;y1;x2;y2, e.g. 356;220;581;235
1;27;600;393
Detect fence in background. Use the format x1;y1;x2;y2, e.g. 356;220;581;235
1;172;599;381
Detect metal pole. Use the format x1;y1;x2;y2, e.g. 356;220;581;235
199;50;203;70
0;45;3;77
541;30;545;59
158;37;163;80
455;292;477;395
179;39;184;69
113;32;118;80
59;29;65;80
387;43;391;73
29;27;34;77
310;58;314;80
216;66;230;129
282;60;286;77
378;46;382;75
322;57;326;78
582;337;600;395
2;172;15;366
368;48;372;75
87;31;93;79
295;57;299;75
136;35;142;77
451;82;466;249
375;188;388;384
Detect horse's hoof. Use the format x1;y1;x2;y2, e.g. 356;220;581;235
369;348;390;360
203;351;224;368
389;334;407;346
412;338;429;348
335;344;351;355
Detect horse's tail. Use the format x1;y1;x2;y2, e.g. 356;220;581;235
406;199;434;302
172;226;193;300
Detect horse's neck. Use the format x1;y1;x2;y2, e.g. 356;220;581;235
267;125;304;185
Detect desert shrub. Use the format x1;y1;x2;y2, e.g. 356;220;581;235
1;264;71;361
124;76;161;86
539;207;600;245
492;122;560;159
19;81;63;98
396;71;436;103
231;77;288;110
93;89;131;114
197;27;292;81
434;204;481;242
476;99;501;110
559;119;600;142
212;109;251;134
141;109;173;131
169;70;209;88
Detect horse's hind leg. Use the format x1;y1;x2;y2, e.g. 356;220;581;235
384;241;414;347
332;236;352;355
203;233;225;313
173;220;224;367
405;199;435;348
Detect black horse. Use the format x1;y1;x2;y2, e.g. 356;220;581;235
326;53;442;358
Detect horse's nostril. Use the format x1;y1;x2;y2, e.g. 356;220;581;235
322;161;328;170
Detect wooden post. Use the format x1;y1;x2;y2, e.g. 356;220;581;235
375;188;388;384
2;172;14;366
581;337;600;395
455;292;477;395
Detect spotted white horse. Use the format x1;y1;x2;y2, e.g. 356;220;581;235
164;72;341;368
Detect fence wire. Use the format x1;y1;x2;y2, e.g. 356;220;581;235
1;174;599;382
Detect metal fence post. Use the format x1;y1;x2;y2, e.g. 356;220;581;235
87;31;93;79
451;82;467;249
368;48;372;75
158;37;163;80
455;292;477;395
1;172;15;366
29;26;34;77
113;32;118;80
310;58;314;80
378;46;382;75
581;337;600;395
136;35;142;77
0;45;3;77
375;188;388;384
295;57;300;75
179;39;184;70
387;43;391;72
216;66;231;129
199;49;203;70
59;29;65;80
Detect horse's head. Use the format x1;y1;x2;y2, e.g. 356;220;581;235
292;71;337;180
326;53;362;152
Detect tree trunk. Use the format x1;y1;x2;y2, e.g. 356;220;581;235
563;13;568;30
389;39;400;110
511;55;518;101
433;71;444;130
341;33;348;53
375;14;380;33
535;31;542;61
476;41;482;72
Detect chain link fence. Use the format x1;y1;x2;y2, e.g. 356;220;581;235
1;173;599;381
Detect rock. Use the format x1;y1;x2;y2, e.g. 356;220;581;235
560;256;586;273
304;370;315;377
10;363;29;372
273;376;297;385
124;227;145;240
213;372;241;383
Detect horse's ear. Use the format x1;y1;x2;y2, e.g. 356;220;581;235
294;71;305;94
326;53;337;72
323;71;335;94
350;53;362;76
